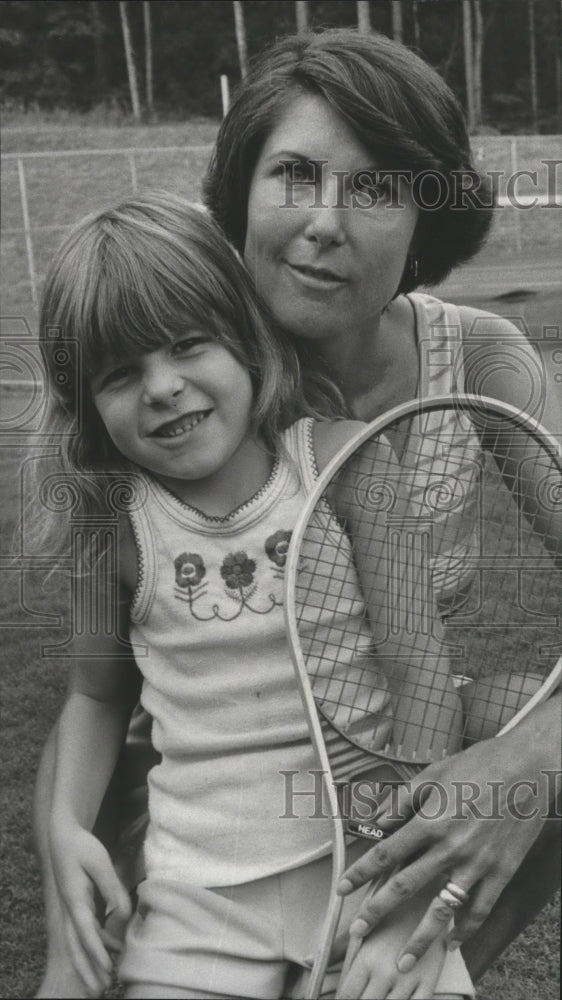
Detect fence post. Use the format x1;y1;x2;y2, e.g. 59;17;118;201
128;152;138;192
510;137;522;253
220;75;230;116
17;158;38;307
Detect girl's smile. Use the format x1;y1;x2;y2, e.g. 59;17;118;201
91;334;271;515
147;408;213;440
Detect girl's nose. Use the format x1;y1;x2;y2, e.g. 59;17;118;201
141;355;184;405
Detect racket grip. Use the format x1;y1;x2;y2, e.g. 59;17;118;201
346;818;388;841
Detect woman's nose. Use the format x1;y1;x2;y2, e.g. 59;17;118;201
303;173;347;246
142;355;184;404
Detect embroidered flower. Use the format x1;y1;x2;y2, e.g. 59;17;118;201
265;529;292;568
221;551;256;590
174;552;206;589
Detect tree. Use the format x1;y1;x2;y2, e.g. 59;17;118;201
462;0;483;130
1;0;560;129
554;0;562;129
441;2;461;83
233;0;248;79
391;1;403;43
473;0;483;126
357;1;371;34
528;0;538;131
462;1;474;130
119;1;141;120
89;0;106;103
143;1;153;115
412;0;420;49
295;1;309;34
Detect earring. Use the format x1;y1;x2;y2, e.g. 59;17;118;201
408;255;419;279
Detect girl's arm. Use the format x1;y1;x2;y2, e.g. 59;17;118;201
337;879;451;1000
50;563;141;994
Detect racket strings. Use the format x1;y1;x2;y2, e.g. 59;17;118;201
294;405;562;767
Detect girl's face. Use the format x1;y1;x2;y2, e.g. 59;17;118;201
244;92;418;344
90;332;257;496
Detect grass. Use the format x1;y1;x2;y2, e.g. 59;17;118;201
0;112;560;998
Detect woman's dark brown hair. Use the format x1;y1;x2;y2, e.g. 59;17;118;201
205;28;493;294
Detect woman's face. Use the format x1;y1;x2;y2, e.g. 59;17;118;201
244;92;418;344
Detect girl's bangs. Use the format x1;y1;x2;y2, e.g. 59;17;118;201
79;252;227;379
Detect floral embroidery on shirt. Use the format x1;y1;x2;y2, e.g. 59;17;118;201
174;552;206;589
174;548;281;621
265;530;292;579
221;551;257;592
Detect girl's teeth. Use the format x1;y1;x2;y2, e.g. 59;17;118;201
158;412;206;437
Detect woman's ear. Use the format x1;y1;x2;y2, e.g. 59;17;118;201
407;223;421;261
406;254;419;280
405;223;423;284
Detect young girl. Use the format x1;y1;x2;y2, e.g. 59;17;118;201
39;193;471;1000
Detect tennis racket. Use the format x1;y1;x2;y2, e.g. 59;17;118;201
284;393;562;999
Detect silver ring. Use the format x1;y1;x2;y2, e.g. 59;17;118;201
446;881;470;903
438;888;464;910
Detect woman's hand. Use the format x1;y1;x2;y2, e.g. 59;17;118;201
50;822;131;997
338;698;560;971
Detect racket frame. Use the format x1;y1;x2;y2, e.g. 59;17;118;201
284;392;562;999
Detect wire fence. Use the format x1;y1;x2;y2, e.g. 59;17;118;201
1;136;561;310
2;144;213;308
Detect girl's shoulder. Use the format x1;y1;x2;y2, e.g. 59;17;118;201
312;419;366;474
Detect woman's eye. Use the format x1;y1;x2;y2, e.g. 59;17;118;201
375;178;394;199
279;159;316;184
353;171;393;200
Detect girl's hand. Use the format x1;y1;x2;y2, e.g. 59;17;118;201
50;824;131;996
337;718;558;969
336;890;449;1000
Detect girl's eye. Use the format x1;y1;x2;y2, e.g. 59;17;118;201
171;335;209;355
96;364;135;390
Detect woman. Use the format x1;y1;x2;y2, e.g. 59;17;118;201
36;27;560;999
204;29;561;993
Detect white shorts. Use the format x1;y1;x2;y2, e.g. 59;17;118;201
119;845;474;999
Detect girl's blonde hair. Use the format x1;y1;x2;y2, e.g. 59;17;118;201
36;191;341;554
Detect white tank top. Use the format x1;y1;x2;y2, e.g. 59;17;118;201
128;418;391;886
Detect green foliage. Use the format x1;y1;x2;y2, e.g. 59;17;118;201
0;0;561;130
